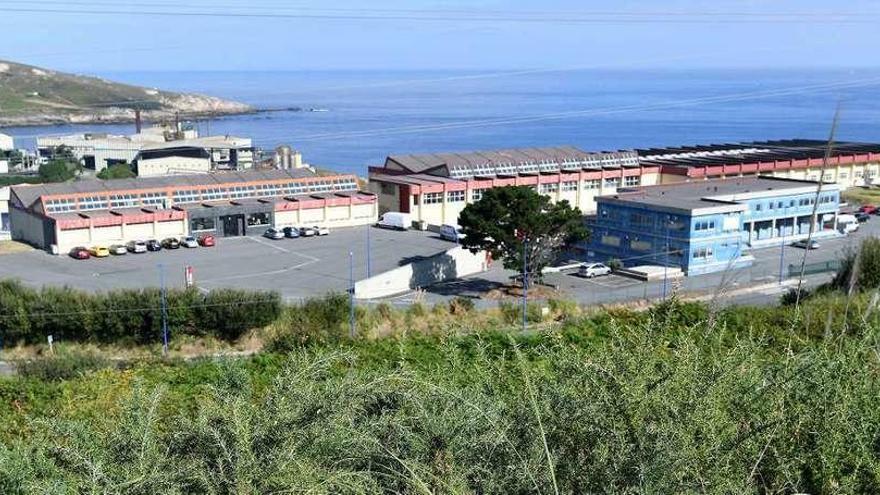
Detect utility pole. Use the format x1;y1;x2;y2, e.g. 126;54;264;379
159;264;169;356
366;225;372;278
778;222;787;284
662;224;670;300
522;239;528;331
349;251;355;339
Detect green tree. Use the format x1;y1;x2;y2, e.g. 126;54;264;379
832;237;880;293
97;163;135;180
458;186;588;281
37;159;74;183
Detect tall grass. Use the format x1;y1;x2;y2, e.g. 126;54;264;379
2;294;880;492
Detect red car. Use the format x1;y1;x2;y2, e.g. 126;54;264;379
198;234;215;247
69;246;90;260
858;204;878;215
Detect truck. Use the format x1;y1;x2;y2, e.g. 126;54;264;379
837;214;859;234
376;212;411;230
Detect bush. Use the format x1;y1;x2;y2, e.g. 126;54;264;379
268;293;351;350
15;351;112;381
0;281;282;345
448;296;475;315
832;237;880;293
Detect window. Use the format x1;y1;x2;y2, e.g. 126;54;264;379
471;189;484;202
423;192;443;204
583;179;600;190
869;170;878;178
624;175;640;187
629;212;653;228
247;212;270;227
856;171;864;178
631;239;651;252
601;235;621;247
667;215;686;231
539;183;559;194
561;181;578;192
694;219;716;232
823;173;833;181
755;203;763;212
840;172;849;179
603;177;620;189
191;217;216;232
693;246;714;260
447;190;465;202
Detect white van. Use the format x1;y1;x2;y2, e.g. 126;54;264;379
439;224;465;242
376;212;411;230
838;214;859;234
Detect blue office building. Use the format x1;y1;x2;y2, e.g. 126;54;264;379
583;177;841;275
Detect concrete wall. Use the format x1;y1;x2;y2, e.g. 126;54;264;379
354;245;490;299
10;207;52;250
54;219;186;253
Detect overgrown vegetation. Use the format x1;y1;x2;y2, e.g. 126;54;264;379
96;163;135;180
1;291;880;492
0;280;281;345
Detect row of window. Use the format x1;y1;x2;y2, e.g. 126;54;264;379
44;178;359;213
414;177;642;205
751;194;836;213
446;155;640;178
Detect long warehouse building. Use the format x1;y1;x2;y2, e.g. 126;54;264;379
368;140;880;227
9;169;377;254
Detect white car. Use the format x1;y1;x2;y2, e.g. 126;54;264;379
314;226;330;236
182;236;199;248
126;240;147;254
299;226;317;237
263;228;285;240
109;244;127;256
579;262;612;278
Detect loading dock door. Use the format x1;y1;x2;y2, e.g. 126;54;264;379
221;214;245;237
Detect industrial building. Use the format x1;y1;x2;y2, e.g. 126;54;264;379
0;132;13;152
9;169;377;254
583;177;841;275
134;136;255;177
36;132;164;172
368;140;880;228
368;146;654;227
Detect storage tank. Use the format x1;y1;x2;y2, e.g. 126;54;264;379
274;145;292;169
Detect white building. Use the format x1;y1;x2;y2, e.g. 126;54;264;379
0;133;13;152
134;136;255;177
36;132;165;172
0;185;10;240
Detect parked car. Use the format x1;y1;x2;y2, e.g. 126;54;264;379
198;234;215;247
109;244;127;256
263;228;285;240
376;212;411;230
282;226;300;238
161;237;180;249
69;246;90;260
127;240;148;253
791;239;820;250
146;239;162;252
88;245;110;258
856;211;871;223
314;226;330;236
579;262;612;278
858;204;878;214
439;224;465;242
838;214;860;234
299;226;317;237
181;236;199;248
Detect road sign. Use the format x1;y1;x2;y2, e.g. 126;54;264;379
184;265;194;288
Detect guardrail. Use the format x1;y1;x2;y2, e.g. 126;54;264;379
788;259;840;277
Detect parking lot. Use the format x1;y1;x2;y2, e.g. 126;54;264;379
0;227;455;301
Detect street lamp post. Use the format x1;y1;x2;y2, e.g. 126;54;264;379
778;220;787;284
522;239;528;331
366;224;372;278
349;251;355;339
158;264;169;356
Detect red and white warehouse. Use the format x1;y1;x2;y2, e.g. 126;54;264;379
368;140;880;227
9;169;377;253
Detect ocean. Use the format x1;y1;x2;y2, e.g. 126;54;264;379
4;68;880;176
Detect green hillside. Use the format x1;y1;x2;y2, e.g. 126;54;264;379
0;59;252;126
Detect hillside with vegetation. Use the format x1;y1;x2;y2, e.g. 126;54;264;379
0;59;252;126
0;240;879;492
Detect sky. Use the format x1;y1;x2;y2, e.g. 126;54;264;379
1;0;879;72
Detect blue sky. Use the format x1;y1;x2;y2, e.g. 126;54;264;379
2;0;879;72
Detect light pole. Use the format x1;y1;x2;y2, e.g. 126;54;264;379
158;264;169;356
366;224;372;278
662;223;670;300
778;219;787;284
522;239;528;331
349;251;355;339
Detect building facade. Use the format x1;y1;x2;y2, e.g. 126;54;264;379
584;177;841;275
9;169;377;254
134;136;255;177
368;140;880;229
368;146;656;227
37;133;164;172
0;133;13;152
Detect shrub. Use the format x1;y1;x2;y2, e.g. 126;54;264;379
832;237;880;293
15;351;112;381
448;296;475;315
268;293;350;350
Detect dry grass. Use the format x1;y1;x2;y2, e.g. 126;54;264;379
842;186;880;206
0;240;32;255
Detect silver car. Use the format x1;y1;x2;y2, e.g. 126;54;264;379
263;228;285;240
579;262;612;278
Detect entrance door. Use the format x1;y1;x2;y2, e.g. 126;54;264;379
221;214;245;236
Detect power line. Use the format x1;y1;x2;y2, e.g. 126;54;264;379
0;5;878;24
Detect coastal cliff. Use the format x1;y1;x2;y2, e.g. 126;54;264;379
0;60;253;127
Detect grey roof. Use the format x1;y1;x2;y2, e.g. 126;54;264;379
600;176;838;214
139;135;253;151
386;146;638;177
638;139;880;168
11;168;320;207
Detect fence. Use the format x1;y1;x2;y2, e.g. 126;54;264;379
788;260;841;278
